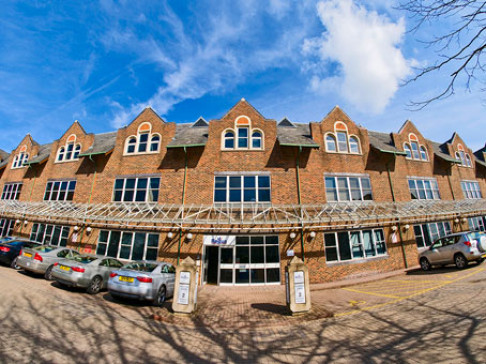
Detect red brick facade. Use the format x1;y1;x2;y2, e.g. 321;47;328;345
0;99;485;285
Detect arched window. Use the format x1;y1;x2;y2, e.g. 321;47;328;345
404;144;412;159
150;134;160;152
12;152;28;169
126;137;136;154
251;131;262;149
224;131;235;149
465;154;472;167
349;136;360;154
58;147;65;162
419;146;428;161
325;134;337;152
74;144;81;159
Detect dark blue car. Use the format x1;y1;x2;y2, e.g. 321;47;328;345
0;239;41;269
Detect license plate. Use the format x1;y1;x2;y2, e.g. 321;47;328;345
482;253;486;258
119;276;134;283
23;252;32;258
60;265;70;271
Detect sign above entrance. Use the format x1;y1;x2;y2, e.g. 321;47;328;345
203;235;236;246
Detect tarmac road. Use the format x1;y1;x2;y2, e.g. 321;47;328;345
0;263;484;363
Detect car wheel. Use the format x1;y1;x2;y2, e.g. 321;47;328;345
420;257;431;271
155;285;167;306
87;276;103;295
454;254;468;269
10;257;21;270
44;265;54;280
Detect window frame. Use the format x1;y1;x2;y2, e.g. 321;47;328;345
96;229;159;261
112;176;161;203
213;174;271;204
413;222;452;248
44;180;77;201
1;182;22;200
11;152;29;169
324;175;373;202
30;223;70;247
221;116;264;151
408;177;441;200
124;123;161;156
461;180;482;199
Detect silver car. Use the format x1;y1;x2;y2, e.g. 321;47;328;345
52;255;124;294
107;261;175;306
419;231;486;271
17;245;80;279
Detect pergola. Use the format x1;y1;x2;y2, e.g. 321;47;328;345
0;199;485;232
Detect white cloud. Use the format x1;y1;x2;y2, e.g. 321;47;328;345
305;0;414;113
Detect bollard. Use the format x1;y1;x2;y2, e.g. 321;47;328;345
172;256;198;315
285;256;311;315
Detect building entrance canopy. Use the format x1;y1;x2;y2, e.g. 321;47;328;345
0;199;485;231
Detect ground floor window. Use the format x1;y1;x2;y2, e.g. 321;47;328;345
468;216;486;232
203;235;280;285
96;230;159;261
413;221;452;248
30;223;69;246
0;218;15;237
324;229;386;263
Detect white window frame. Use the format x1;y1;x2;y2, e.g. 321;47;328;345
324;228;387;263
11;152;29;169
1;182;22;200
461;180;482;199
44;180;77;201
112;176;161;202
124;123;161;155
30;223;70;247
403;134;428;162
221;116;264;151
408;177;441;200
325;122;362;155
413;221;452;248
468;216;486;232
0;218;15;237
213;174;271;203
324;174;373;202
96;230;159;261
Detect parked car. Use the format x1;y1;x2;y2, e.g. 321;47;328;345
0;236;15;244
419;231;486;271
107;261;175;306
17;245;80;279
52;255;124;294
0;239;42;269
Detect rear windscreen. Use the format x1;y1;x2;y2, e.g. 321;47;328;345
73;256;97;264
32;246;56;253
123;262;157;272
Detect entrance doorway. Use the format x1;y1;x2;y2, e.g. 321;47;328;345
205;246;219;284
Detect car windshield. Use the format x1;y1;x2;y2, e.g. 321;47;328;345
6;241;26;246
32;245;56;253
123;262;158;272
73;256;97;264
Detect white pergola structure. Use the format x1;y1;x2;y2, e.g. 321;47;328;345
0;199;485;232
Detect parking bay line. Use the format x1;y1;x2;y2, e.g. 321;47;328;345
335;268;485;318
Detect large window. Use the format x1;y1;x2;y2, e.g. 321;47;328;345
461;181;482;199
221;116;264;151
468;216;486;232
403;133;428;162
324;229;386;263
44;180;76;201
325;175;373;202
214;175;271;203
217;235;280;285
113;176;160;202
30;223;70;247
413;221;452;248
455;144;472;167
0;219;15;237
1;183;22;200
124;122;161;155
324;122;361;154
96;230;159;260
12;152;29;169
57;134;81;162
408;178;440;200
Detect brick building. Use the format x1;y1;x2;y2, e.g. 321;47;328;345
0;99;485;285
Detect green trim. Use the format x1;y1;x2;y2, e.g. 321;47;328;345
79;149;113;157
166;143;206;149
24;158;48;166
279;142;319;148
371;145;407;156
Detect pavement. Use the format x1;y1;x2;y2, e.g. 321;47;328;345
0;262;485;363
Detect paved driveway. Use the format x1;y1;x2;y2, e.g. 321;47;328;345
0;264;484;363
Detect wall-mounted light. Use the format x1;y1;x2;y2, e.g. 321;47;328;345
309;231;316;239
403;224;410;231
167;232;174;239
454;218;459;223
15;219;20;224
86;226;92;234
23;220;28;226
73;226;79;231
391;226;398;231
186;233;193;241
461;218;467;223
289;232;297;239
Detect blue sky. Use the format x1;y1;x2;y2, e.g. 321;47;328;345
0;0;484;152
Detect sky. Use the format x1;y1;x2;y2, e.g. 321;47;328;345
0;0;484;153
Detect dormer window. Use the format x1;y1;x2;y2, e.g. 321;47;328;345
325;122;361;154
11;145;29;169
455;144;473;167
404;134;428;161
222;116;264;150
57;135;81;162
125;122;161;155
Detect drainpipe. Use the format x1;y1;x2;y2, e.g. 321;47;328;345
387;159;408;268
296;146;305;261
177;147;188;265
